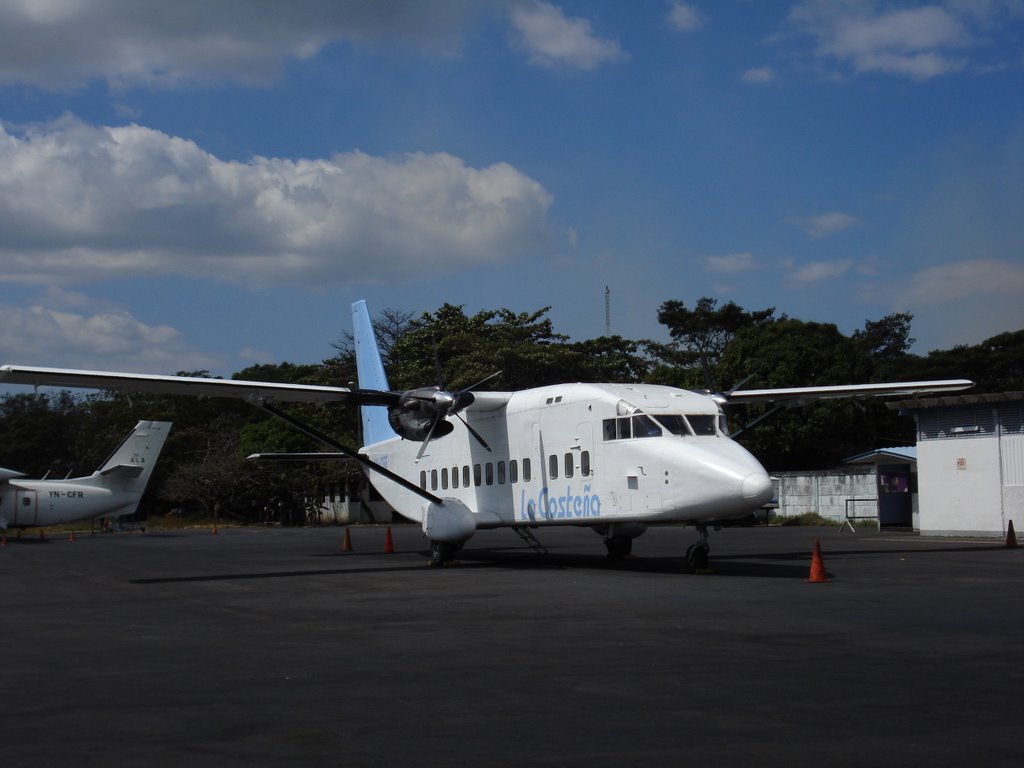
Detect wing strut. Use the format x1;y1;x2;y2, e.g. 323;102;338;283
255;401;442;505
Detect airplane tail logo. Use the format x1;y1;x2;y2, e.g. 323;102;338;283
351;301;398;446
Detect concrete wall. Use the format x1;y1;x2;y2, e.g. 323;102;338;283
775;468;877;522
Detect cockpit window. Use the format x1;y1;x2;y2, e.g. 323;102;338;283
652;414;719;437
602;414;662;441
687;414;717;436
602;412;718;441
656;414;690;436
633;414;661;438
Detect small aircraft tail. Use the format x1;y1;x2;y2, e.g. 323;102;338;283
92;420;172;493
351;300;398;446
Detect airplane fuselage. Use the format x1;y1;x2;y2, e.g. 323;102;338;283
361;382;774;530
0;477;131;528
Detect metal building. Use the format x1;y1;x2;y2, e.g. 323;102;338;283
888;392;1024;538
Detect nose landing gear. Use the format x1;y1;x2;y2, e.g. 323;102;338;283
684;524;711;573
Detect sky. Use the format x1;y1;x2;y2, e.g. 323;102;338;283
0;0;1022;379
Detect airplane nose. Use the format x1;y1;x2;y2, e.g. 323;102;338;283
741;472;773;505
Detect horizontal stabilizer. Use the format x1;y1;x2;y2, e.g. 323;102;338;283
99;464;145;478
247;452;353;462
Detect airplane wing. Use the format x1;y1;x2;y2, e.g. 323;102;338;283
724;379;974;406
0;365;400;406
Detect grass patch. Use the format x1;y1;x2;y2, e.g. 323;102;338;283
776;512;840;527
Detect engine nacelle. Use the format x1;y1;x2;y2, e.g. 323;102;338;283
386;386;473;442
422;498;477;543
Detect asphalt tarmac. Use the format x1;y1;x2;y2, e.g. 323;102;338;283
1;523;1022;767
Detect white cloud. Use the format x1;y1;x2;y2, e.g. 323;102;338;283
0;300;217;373
667;2;705;32
0;116;554;286
786;0;1022;80
702;252;756;274
741;67;777;84
790;259;853;283
0;0;487;88
509;1;626;70
903;258;1024;306
792;211;860;238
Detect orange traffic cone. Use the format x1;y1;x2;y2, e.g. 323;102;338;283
384;526;395;554
808;539;830;583
1;533;7;547
211;524;218;535
1007;520;1018;548
341;528;352;552
68;531;76;542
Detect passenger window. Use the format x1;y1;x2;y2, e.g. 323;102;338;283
431;469;438;491
581;450;591;476
564;452;574;478
420;471;427;489
474;464;482;486
497;461;506;484
523;458;532;482
452;467;459;489
510;460;518;483
486;463;494;486
441;468;449;490
463;466;471;488
549;454;558;480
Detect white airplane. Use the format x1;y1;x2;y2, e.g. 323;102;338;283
0;420;171;530
0;302;971;568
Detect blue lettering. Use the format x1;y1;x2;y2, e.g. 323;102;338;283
517;484;602;521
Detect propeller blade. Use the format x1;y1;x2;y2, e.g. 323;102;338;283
455;412;491;452
415;414;444;462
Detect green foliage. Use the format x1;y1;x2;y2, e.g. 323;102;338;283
2;299;1021;523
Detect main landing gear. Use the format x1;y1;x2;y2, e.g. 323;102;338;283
429;540;462;566
684;524;711;573
597;523;647;560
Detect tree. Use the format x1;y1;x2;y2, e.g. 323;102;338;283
716;318;893;469
655;297;775;389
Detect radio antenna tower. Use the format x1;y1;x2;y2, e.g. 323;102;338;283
604;286;611;336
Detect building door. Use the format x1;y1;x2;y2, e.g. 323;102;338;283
877;463;913;527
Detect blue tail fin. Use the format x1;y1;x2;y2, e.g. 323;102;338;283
351;300;398;446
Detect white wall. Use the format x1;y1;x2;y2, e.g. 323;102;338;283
917;438;1003;537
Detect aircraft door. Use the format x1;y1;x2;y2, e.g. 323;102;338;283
14;489;38;527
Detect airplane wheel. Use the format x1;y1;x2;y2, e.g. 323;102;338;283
685;543;710;572
430;541;455;565
604;536;633;559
